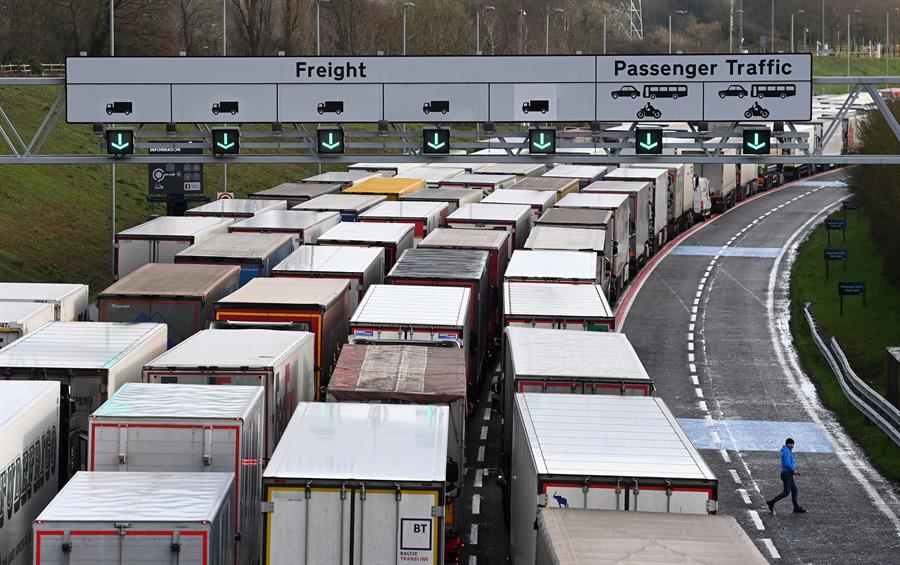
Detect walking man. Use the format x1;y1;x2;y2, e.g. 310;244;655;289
767;438;807;514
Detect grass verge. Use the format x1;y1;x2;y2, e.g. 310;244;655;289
812;55;900;94
789;207;900;482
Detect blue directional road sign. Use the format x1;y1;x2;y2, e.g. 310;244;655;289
105;129;134;156
635;128;663;155
528;128;556;154
422;128;450;155
317;128;345;154
742;129;771;155
211;128;240;156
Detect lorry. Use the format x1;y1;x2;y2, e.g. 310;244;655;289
0;302;54;349
541;165;607;188
347;162;421;177
228;209;339;248
327;344;467;562
509;176;580;202
694;176;713;222
300;170;380;187
387;249;489;384
174;232;294;286
88;383;264;565
0;381;59;565
114;215;233;279
535;509;768;565
343;176;426;200
396;166;466;188
0;283;89;321
482;188;555;221
781;124;818;180
213;277;351;394
316;221;415;275
622;163;695;235
34;472;235;565
684;151;738;212
446;203;533;249
142;329;314;462
251;181;343;207
507;393;718;565
359;200;450;240
505;250;598;286
601;168;668;249
400;187;483;212
272;244;384;310
523;227;610;297
504;282;614;332
262;402;451;565
293;193;387;221
474;162;547;178
438;173;517;196
98;263;240;346
582;180;650;271
185;198;287;218
418;228;511;340
0;322;167;485
535;208;613;232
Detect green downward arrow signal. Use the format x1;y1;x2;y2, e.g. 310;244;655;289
110;133;130;150
532;132;552;150
639;132;658;150
216;133;235;150
746;132;767;150
321;132;342;150
426;132;446;150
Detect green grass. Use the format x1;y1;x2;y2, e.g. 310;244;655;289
812;55;900;94
789;208;900;482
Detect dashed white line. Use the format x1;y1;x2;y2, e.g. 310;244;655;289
480;426;488;440
737;488;751;504
705;414;714;427
700;276;707;284
473;469;483;488
687;342;695;352
693;297;700;306
689;323;695;332
690;313;697;322
710;430;721;444
689;363;697;373
691;375;700;386
720;449;732;463
694;387;704;398
687;332;694;341
729;469;742;484
483;408;491;421
698;400;708;411
762;538;781;559
691;305;698;314
477;446;485;462
470;524;479;545
471;494;481;515
469;556;477;565
688;353;695;362
748;510;765;531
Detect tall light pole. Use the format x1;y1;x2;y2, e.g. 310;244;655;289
822;0;826;53
669;10;688;54
109;0;116;276
792;10;805;52
729;0;734;53
848;9;861;92
402;2;415;56
476;5;495;55
316;0;329;56
518;9;527;55
771;0;775;52
545;8;564;55
889;9;899;75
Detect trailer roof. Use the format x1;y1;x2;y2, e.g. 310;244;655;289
536;208;612;227
318;222;414;244
273;245;384;275
264;402;449;482
582;180;651;194
117;215;232;237
541;164;608;179
605;167;669;180
328;344;466;403
474;163;547;176
388;248;488;281
0;301;54;324
510;176;580;192
217;277;349;309
344;176;426;196
94;383;262;420
0;322;165;370
251;181;342;199
175;232;292;260
36;472;233;523
440;173;517;186
145;329;312;370
482;189;555;207
400;188;483;204
0;282;87;303
418;227;510;250
229;210;339;231
186;198;286;216
302;170;379;184
556;193;630;210
348;162;421;174
0;381;59;428
504;283;612;319
351;285;470;327
359;200;449;219
100;264;240;298
524;226;606;253
294;193;386;213
395;167;465;183
505;250;596;281
448;202;531;222
516;393;716;480
536;509;768;565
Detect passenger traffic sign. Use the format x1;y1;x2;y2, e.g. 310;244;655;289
528;129;556;154
742;129;771;155
211;128;240;156
422;128;450;155
105;129;134;156
317;128;345;154
634;128;663;155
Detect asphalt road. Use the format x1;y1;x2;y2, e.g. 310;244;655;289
622;170;900;563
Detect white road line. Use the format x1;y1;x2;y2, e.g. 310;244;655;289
693;297;700;306
690;313;697;322
700;276;707;284
698;400;708;411
705;414;714;426
720;449;732;463
472;494;481;515
473;469;483;488
483;408;491;421
691;305;698;314
691;375;700;386
694;387;704;398
689;323;695;332
480;426;488;440
710;430;721;444
688;332;694;341
729;469;742;484
688;342;695;352
695;290;703;299
483;468;490;477
477;446;485;462
688;353;695;362
469;556;477;565
762;538;781;559
737;488;751;504
689;363;697;373
749;510;765;531
470;524;479;545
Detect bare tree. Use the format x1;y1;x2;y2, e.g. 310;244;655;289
229;0;274;55
176;0;217;55
279;0;313;54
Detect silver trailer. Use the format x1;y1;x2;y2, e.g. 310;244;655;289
438;173;517;196
535;208;612;232
474;162;547;177
185;198;287;218
509;177;580;202
98;263;241;347
0;283;89;321
34;472;235;565
0;301;54;349
174;232;294;286
251;181;343;206
535;509;768;565
114;216;233;279
301;170;380;187
602;168;668;249
0;322;167;484
510;394;718;565
482;189;555;221
396;166;466;187
88;383;264;565
317;222;415;275
505;250;597;285
503;282;613;331
229;210;340;248
624;163;695;234
582;180;651;269
294;193;387;221
348;161;421;177
400;188;483;212
272;245;385;310
0;381;59;565
263;402;450;565
523;227;610;295
143;329;315;462
541;164;607;188
359;200;450;240
447;203;533;249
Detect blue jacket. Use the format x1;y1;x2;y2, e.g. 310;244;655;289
780;444;797;472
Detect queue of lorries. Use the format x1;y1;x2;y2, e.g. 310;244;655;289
0;101;862;565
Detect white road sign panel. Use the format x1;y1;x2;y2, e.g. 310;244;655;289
278;84;382;122
384;83;489;122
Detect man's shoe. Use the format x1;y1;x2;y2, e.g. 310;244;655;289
766;501;774;514
793;507;807;513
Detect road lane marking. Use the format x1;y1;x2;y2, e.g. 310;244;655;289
688;332;694;341
483;408;491;421
737;488;751;504
720;449;732;463
477;446;485;462
472;494;481;515
480;426;488;440
473;469;483;488
694;387;704;398
762;539;780;559
698;400;708;411
690;313;697;322
688;353;695;362
691;375;700;385
729;470;742;484
688;342;694;352
689;363;697;373
749;510;764;530
689;323;695;331
710;430;721;444
470;524;478;545
469;556;477;565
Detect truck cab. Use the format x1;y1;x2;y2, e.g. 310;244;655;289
693;177;712;222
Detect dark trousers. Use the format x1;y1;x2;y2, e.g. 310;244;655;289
769;471;799;509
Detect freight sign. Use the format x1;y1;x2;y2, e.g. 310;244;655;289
634;128;663;155
66;54;811;123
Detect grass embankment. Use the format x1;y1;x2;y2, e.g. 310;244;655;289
789;208;900;482
812;55;900;94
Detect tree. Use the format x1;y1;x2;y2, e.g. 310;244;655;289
230;0;274;55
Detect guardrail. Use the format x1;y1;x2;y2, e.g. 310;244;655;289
0;63;65;75
803;303;900;447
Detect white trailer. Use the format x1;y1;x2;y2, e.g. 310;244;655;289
624;163;695;233
229;210;340;248
535;509;768;565
34;472;235;565
294;193;387;221
505;250;597;285
509;393;718;565
438;173;517;195
263;402;450;565
301;170;380;187
316;222;415;275
482;189;556;221
582;180;651;269
359;200;450;240
396;166;466;187
348;161;421;177
186;198;287;218
684;151;738;212
273;245;385;310
251;181;343;206
523;227;609;295
474;162;547;177
0;381;59;565
602;168;667;249
400;188;483;212
541;164;607;188
88;383;264;565
0;283;89;321
0;302;54;349
0;322;167;484
142;329;315;461
509;177;581;202
446;203;533;250
503;283;614;332
114;216;233;279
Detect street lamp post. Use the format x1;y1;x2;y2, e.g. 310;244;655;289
518;9;527;55
792;10;805;52
848;9;861;92
669;10;688;54
729;0;734;53
771;0;775;52
475;5;495;55
402;2;415;56
545;8;564;55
